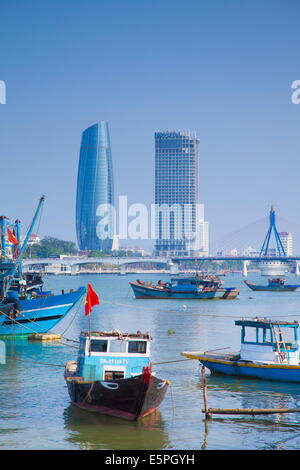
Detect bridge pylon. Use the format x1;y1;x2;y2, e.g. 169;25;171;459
260;205;286;257
257;205;289;276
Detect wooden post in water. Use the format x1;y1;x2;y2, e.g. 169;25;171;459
201;365;211;419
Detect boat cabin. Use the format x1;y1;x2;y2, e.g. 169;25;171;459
75;331;152;381
235;319;300;364
268;278;284;286
170;275;221;292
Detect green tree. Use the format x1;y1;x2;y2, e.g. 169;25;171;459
24;236;77;258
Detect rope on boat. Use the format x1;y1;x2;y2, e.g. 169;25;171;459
4;353;195;370
59;296;84;339
18;294;83;342
0;286;83;343
0;307;79;349
83;382;95;403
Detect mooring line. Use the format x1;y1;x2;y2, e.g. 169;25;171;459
101;300;300;319
152;358;194;365
5;355;65;368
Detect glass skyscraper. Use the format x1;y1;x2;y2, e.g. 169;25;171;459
76;122;114;251
155;130;200;256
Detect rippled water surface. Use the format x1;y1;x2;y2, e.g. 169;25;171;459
2;272;300;450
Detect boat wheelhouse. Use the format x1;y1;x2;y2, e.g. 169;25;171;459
65;330;169;420
182;318;300;382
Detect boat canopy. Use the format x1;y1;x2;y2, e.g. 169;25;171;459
235;319;299;329
80;330;152;340
235;319;299;364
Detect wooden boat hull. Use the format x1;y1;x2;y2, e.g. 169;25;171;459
0;287;86;336
218;288;239;299
130;282;239;300
244;281;299;292
182;351;300;383
65;373;168;421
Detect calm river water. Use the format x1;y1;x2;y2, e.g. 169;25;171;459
2;272;300;450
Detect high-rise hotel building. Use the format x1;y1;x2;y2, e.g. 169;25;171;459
76;122;114;251
278;232;293;256
155;130;202;256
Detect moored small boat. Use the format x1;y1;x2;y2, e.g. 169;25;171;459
130;274;239;300
182;318;300;383
64;330;169;420
244;278;300;292
0;196;86;336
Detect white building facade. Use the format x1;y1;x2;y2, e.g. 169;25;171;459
278;232;293;256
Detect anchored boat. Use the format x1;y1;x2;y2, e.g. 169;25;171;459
182;318;300;383
244;278;300;292
0;196;86;336
64;330;169;420
130;274;239;300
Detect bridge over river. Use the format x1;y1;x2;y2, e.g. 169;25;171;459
22;255;300;276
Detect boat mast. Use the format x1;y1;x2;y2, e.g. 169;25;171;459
0;216;8;259
6;196;45;292
17;196;45;261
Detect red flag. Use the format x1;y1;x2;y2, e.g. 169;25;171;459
7;228;19;245
85;283;100;316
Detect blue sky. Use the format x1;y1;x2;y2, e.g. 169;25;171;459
0;0;300;252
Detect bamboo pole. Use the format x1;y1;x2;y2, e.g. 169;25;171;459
199;363;300;418
205;408;300;416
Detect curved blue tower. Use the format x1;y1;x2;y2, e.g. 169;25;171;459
76;122;114;251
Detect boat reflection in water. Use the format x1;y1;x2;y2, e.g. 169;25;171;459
63;405;169;450
197;373;300;450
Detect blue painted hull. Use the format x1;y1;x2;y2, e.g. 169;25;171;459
245;281;299;292
130;282;239;299
0;287;86;336
201;358;300;383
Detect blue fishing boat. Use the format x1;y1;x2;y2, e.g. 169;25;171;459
0;196;86;336
0;287;86;336
244;278;300;292
64;330;169;420
130;274;239;300
182;318;300;383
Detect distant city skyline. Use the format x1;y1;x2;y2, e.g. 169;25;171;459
1;1;300;252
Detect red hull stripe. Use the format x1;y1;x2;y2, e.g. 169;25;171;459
73;402;157;420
